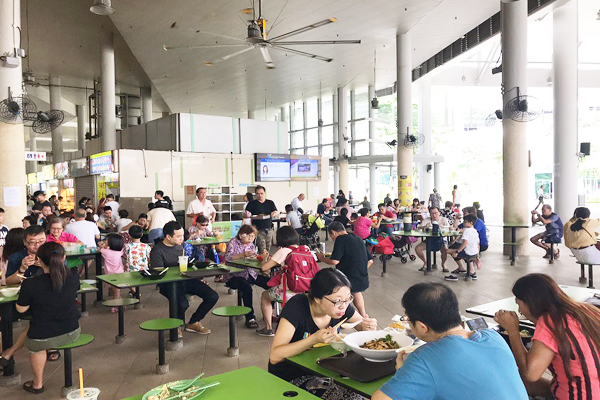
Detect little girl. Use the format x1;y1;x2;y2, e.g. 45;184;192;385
223;225;270;329
100;233;125;312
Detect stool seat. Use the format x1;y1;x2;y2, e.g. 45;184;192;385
212;306;251;317
140;318;183;332
576;261;598;289
54;334;94;350
102;298;140;307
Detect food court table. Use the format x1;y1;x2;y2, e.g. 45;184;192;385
391;230;462;275
120;366;319;400
0;281;98;380
287;345;391;398
65;248;103;301
466;284;600;327
186;236;232;246
96;265;243;343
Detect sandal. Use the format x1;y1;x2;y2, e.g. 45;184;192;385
418;266;426;272
23;381;44;394
46;350;61;362
442;267;449;273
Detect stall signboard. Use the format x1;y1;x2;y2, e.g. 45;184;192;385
90;151;114;174
27;173;37;184
36;171;44;183
41;165;55;181
211;221;242;238
25;151;46;161
55;161;69;179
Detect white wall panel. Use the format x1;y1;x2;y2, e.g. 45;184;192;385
179;113;237;153
239;119;288;154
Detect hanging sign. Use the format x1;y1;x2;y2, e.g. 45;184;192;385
25;151;46;161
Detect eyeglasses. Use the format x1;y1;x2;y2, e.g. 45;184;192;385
200;223;209;227
50;226;63;231
27;239;45;245
323;295;354;308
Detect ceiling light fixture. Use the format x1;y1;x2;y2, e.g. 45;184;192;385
90;0;115;15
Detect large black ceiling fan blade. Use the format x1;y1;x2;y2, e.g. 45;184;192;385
174;29;246;43
268;18;337;42
164;44;247;51
271;45;332;62
204;46;254;66
273;40;361;45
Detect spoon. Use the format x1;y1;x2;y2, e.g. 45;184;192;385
170;372;204;391
340;320;362;330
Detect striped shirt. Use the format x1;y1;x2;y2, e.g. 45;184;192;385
533;314;600;400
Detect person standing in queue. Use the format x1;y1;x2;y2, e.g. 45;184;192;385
245;185;278;254
149;221;218;336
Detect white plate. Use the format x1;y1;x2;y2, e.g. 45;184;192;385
343;330;413;362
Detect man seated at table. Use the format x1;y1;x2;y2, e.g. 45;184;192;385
530;204;564;259
414;207;450;272
374;203;396;235
97;206;118;233
372;283;528;400
5;225;46;286
149;221;218;336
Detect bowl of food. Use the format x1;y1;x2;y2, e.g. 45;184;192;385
343;330;413;362
0;287;20;298
494;325;535;348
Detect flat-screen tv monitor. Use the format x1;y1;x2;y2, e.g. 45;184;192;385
290;157;320;180
255;153;291;182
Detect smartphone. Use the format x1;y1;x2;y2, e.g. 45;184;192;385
466;317;489;331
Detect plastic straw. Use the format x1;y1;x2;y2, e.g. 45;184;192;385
79;368;84;398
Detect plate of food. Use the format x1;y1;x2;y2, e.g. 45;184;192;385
142;379;218;400
343;330;413;362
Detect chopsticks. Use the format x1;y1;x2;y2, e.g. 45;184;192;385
332;317;348;331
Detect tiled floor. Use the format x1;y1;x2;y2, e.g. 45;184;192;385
0;226;587;399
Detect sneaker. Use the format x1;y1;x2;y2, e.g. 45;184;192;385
451;268;466;274
444;275;459;282
256;327;275;337
177;327;183;339
185;322;211;335
470;274;478;280
245;319;259;329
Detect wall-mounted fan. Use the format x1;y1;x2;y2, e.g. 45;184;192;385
503;87;543;122
0;87;65;133
163;0;361;69
402;127;424;149
485;109;503;127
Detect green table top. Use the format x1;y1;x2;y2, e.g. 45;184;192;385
0;280;97;304
212;306;252;317
65;248;101;257
391;230;462;238
187;236;232;246
139;318;183;331
120;366;319;400
226;258;263;270
96;265;244;289
54;333;95;349
288;346;391;397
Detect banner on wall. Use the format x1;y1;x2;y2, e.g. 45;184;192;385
397;175;413;206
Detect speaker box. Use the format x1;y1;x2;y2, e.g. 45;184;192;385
580;142;591;156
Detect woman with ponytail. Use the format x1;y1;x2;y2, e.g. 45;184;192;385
494;273;600;400
563;207;600;264
0;242;80;394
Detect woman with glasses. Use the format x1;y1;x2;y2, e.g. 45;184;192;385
268;268;377;382
45;217;83;246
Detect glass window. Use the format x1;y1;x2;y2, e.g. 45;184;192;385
292;130;304;150
322;94;333;125
306;128;318;147
322;145;334;158
292;101;304;131
354;121;369;156
322;126;334;145
355;91;369;119
307;98;318;129
307;146;320;156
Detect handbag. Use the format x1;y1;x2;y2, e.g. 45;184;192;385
581;226;600;251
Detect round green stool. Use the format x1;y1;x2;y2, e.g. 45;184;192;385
140;318;183;374
53;334;95;397
212;306;251;357
102;298;140;344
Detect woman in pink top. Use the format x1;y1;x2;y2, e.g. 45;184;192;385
99;234;125;311
46;218;83;245
354;208;381;240
495;273;600;400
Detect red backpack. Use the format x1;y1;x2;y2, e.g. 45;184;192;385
268;245;320;306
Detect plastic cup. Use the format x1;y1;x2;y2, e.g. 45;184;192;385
66;388;100;400
178;256;189;273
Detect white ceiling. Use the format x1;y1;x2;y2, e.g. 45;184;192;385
108;0;501;116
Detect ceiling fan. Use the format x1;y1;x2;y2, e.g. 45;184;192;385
163;0;361;69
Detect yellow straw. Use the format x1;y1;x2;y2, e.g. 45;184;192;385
79;368;84;398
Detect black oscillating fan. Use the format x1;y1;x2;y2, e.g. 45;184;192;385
503;87;543;122
32;110;65;134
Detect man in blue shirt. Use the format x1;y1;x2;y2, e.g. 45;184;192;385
5;225;46;286
372;283;528;400
530;204;564;259
458;206;488;251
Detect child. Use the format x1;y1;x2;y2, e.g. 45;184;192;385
285;204;303;233
100;233;125;311
124;225;151;272
444;214;480;282
350;212;359;225
223;225;270;329
354;208;381;241
0;207;8;253
256;226;320;337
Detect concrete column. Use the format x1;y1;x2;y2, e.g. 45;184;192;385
162;112;169;118
49;76;64;162
0;1;27;240
418;80;434;199
140;86;152;123
101;31;117;151
76;104;86;152
501;0;529;255
396;33;413;207
317;98;323;154
337;87;349;195
280;106;289;133
368;85;378;208
434;162;442;193
553;0;578;220
302;101;308;154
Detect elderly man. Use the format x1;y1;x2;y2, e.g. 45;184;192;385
186;187;217;229
372;283;528;400
291;193;305;214
530;204;564;259
245;185;278;254
66;208;100;248
415;207;449;272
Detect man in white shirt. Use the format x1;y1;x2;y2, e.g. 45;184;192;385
186;187;217;228
291;193;305;214
147;203;176;243
105;193;120;214
66;208;101;248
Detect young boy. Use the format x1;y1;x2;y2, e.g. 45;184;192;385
285;204;303;233
444;214;480;282
125;225;151;272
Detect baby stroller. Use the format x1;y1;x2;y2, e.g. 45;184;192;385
299;214;324;251
390;235;417;263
